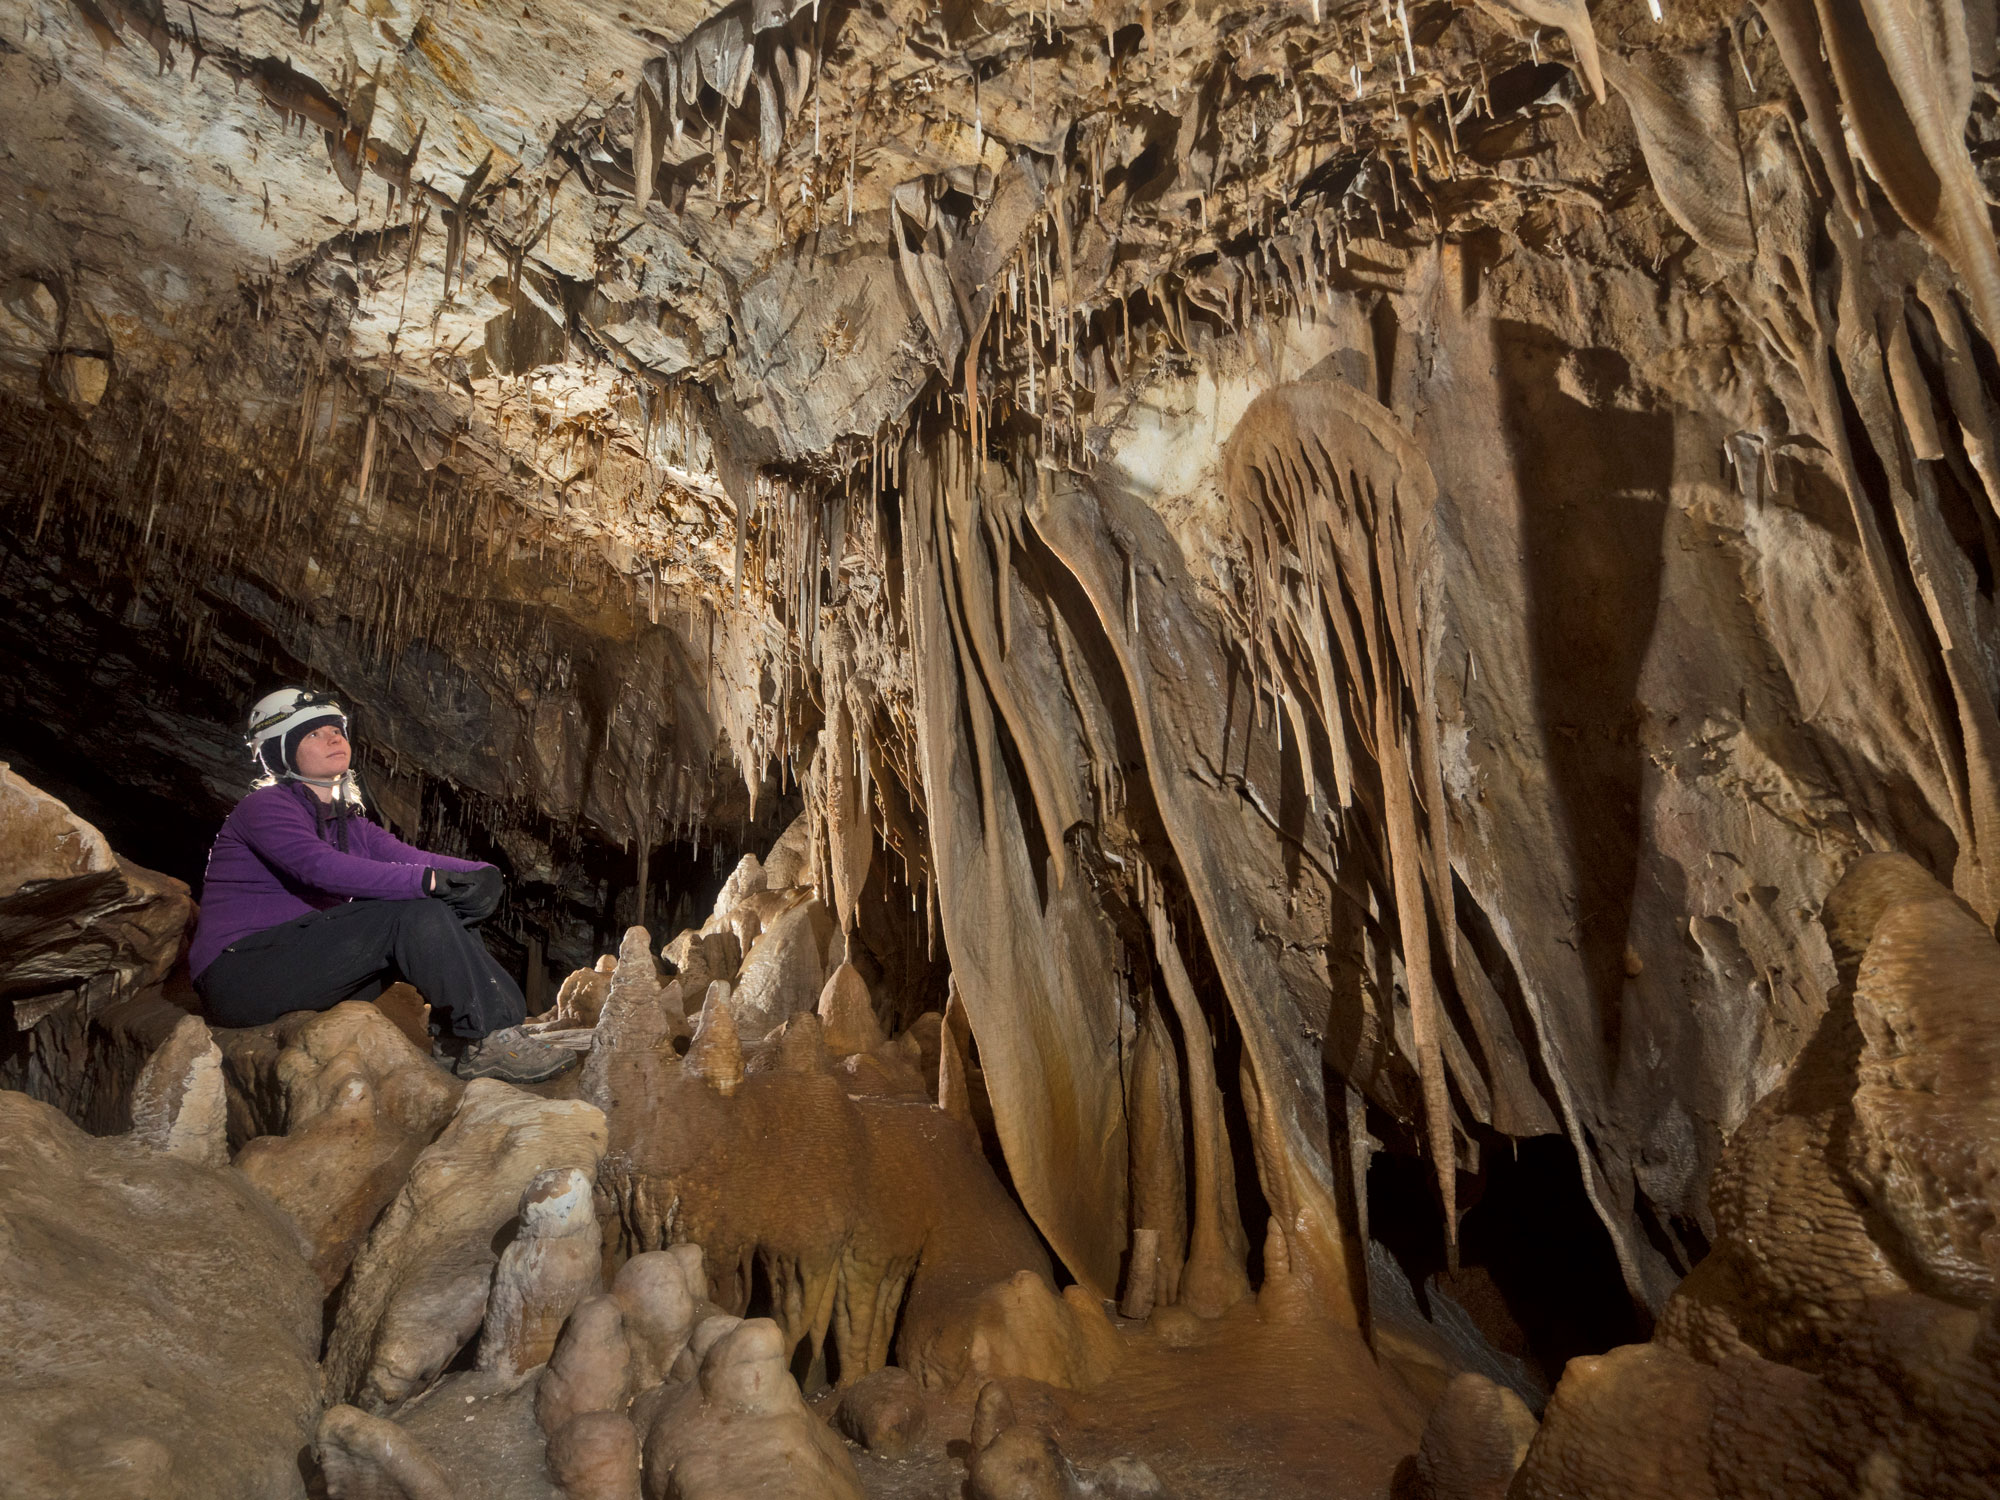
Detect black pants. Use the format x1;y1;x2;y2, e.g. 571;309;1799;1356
196;898;525;1039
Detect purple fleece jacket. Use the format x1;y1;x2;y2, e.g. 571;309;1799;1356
189;781;488;978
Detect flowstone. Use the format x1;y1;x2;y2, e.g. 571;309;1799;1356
0;1088;322;1499
326;1079;608;1409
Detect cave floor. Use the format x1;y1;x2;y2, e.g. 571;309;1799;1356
377;1297;1427;1500
827;1301;1428;1499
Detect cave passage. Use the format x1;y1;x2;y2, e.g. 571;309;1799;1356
3;0;1999;1496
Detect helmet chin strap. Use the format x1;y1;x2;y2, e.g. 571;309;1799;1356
290;769;356;798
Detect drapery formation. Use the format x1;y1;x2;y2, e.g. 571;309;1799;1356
1221;382;1456;1253
783;380;1493;1324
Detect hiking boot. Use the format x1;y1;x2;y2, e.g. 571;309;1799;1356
452;1026;579;1085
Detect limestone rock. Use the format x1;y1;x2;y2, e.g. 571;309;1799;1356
0;760;113;887
639;1318;866;1500
12;17;2000;1500
233;1000;464;1290
1513;855;2000;1496
127;1012;227;1167
535;955;617;1032
4;0;2000;1380
727;896;836;1041
0;767;196;1124
1510;1344;1722;1500
920;1271;1124;1393
326;1080;609;1408
686;1312;742;1365
537;1295;636;1436
317;1404;459;1500
0;1089;321;1499
1847;885;2000;1303
830;1365;926;1456
968;1425;1083;1500
815;963;886;1059
580;929;689;1115
394;1369;565;1500
704;855;767;932
591;928;1063;1391
1090;1457;1169;1499
969;1380;1017;1454
546;1409;643;1500
612;1250;698;1390
759;815;813;892
1408;1373;1539;1500
683;983;744;1097
662;931;742;1003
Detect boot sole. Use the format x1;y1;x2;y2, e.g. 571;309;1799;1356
455;1051;580;1085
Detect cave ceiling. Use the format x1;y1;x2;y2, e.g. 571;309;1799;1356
3;0;2000;1328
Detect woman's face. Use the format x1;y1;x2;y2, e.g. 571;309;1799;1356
295;724;351;780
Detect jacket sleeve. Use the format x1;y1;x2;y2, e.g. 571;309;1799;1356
234;792;433;901
350;817;490;874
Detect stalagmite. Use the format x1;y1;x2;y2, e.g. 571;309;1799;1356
938;1015;975;1125
127;1013;228;1167
685;981;744;1094
1118;1227;1162;1321
817;961;886;1056
536;1295;634;1438
611;1251;697;1388
477;1166;602;1380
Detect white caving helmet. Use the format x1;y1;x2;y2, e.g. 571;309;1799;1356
246;687;350;783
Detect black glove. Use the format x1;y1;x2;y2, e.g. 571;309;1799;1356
429;865;504;923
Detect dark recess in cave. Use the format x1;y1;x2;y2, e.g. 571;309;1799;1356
1368;1134;1646;1388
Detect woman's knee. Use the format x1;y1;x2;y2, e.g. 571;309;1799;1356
401;896;464;937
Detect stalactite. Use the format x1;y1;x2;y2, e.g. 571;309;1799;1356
1143;880;1251;1317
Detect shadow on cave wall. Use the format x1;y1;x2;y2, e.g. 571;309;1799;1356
1493;322;1673;1072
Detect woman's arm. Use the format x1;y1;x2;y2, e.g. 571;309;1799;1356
350;818;490;874
234;792;432;901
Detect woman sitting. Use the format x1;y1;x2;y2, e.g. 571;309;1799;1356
190;687;574;1085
